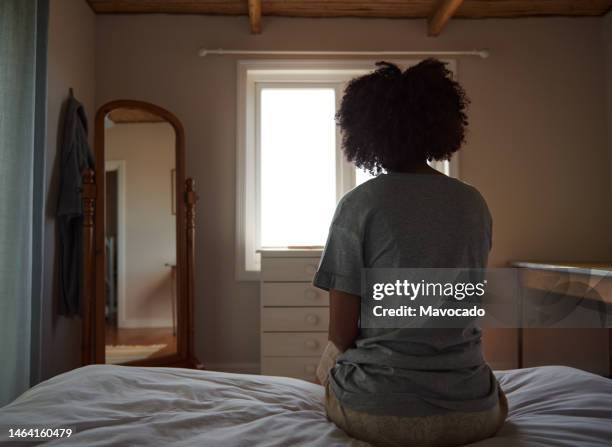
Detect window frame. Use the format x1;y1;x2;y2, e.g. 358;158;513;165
236;59;458;281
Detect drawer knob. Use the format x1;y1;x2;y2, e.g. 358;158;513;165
305;264;317;275
305;364;316;374
304;289;318;300
305;314;319;325
305;339;319;349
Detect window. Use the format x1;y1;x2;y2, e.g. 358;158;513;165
259;87;337;248
236;60;458;280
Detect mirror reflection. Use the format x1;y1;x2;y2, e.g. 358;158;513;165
103;107;177;364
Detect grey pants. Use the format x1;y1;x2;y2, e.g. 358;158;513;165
318;342;508;447
326;382;507;447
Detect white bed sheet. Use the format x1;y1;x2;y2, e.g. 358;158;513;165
0;365;610;446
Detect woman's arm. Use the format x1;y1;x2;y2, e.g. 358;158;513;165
328;289;361;352
315;289;360;386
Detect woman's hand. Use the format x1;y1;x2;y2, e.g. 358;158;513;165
328;289;360;352
315;289;360;387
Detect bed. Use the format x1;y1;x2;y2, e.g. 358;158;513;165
0;365;610;446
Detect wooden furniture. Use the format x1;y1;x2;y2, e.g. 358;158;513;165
259;249;328;381
256;255;610;378
164;263;177;336
512;262;611;377
81;169;96;365
80;100;200;368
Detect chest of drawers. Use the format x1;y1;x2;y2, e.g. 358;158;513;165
259;249;327;381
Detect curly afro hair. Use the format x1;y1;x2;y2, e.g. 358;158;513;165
336;58;469;174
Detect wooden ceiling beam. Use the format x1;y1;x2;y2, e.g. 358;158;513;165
86;1;612;19
248;0;262;33
428;0;464;36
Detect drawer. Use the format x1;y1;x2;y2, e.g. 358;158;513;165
262;332;328;356
261;257;321;281
262;283;329;307
261;357;320;381
262;308;329;332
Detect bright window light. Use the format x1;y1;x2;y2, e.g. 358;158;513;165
355;167;375;186
355;161;450;187
259;88;337;248
431;160;450;175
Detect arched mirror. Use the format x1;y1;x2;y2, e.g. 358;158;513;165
83;100;199;368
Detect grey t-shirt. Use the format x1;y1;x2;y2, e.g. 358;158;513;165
313;172;499;417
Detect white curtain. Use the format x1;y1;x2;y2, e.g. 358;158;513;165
0;0;38;406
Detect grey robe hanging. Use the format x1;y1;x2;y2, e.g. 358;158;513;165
57;92;94;316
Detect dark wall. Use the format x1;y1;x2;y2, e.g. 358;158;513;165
39;0;96;381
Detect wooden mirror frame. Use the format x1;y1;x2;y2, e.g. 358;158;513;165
83;99;200;368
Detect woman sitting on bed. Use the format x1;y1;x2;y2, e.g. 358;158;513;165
313;59;508;447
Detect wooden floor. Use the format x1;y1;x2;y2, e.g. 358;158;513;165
105;324;177;361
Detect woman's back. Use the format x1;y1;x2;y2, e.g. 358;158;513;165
347;172;490;270
315;172;498;417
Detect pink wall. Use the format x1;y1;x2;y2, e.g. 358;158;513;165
42;0;96;379
106;123;176;327
94;14;612;371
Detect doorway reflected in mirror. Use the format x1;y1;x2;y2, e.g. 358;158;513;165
103;107;177;364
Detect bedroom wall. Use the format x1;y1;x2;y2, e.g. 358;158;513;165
39;0;96;380
95;14;612;372
105;123;176;327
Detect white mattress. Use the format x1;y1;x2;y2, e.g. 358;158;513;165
0;365;610;446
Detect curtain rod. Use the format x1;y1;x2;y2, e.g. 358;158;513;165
198;48;490;59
